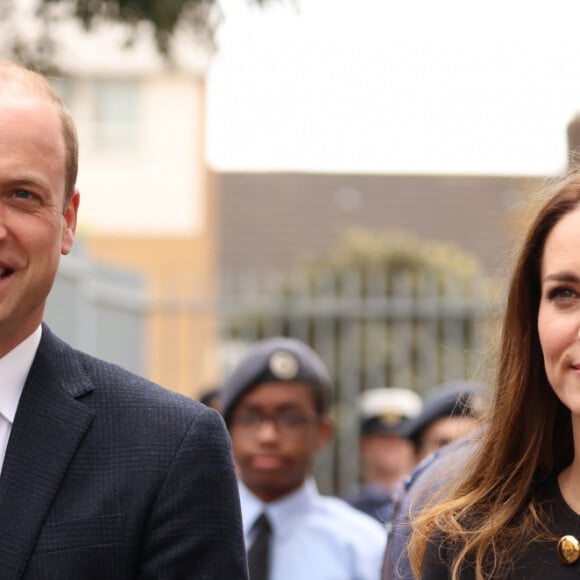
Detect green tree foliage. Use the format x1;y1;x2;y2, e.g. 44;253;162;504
296;227;485;298
312;226;480;278
227;226;490;334
224;227;494;392
1;0;279;62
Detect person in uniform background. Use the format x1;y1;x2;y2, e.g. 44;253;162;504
401;380;485;463
344;387;422;521
381;381;486;579
220;336;387;580
381;434;482;580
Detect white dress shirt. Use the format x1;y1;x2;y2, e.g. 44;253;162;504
240;478;387;580
0;326;42;472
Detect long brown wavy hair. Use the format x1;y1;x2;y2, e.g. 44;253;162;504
408;174;580;578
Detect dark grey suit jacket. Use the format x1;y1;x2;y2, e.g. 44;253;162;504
0;324;248;579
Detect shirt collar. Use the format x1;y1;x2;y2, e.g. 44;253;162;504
239;478;319;539
0;326;42;424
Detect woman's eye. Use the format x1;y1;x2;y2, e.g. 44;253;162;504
547;287;577;301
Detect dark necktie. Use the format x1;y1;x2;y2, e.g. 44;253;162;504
248;513;271;580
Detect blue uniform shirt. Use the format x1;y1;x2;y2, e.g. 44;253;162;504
240;478;387;580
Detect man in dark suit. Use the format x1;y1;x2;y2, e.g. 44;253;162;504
0;60;248;579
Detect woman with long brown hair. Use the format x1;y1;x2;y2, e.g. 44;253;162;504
409;174;580;578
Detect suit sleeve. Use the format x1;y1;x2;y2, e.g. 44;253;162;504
137;406;248;579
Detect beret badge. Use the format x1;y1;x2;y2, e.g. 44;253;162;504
269;350;299;380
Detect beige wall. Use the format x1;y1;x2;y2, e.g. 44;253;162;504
76;73;206;236
77;74;219;399
85;172;218;399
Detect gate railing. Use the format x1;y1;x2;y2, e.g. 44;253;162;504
218;269;501;494
45;256;501;495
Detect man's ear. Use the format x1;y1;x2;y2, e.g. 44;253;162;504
315;416;333;451
61;190;80;255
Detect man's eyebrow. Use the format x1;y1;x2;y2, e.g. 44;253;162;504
4;175;48;190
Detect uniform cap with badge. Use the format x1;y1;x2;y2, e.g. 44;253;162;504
399;380;486;442
358;387;423;436
220;337;333;424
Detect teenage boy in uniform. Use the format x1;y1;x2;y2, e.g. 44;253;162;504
221;336;387;580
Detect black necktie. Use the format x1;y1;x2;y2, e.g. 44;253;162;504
248;513;271;580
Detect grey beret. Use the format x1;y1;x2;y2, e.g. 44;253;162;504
220;337;332;423
400;380;486;441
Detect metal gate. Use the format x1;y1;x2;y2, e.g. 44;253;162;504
218;269;500;494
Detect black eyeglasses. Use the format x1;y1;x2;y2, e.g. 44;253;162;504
231;411;318;436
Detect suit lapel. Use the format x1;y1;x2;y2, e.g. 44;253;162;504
0;326;95;579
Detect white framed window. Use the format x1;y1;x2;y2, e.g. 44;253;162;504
94;79;139;151
50;76;140;154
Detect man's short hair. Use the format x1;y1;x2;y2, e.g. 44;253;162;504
0;60;78;205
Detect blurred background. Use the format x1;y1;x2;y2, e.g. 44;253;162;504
7;0;580;491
